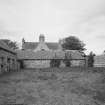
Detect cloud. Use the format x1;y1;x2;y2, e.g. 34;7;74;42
96;35;105;39
76;14;105;54
0;0;105;54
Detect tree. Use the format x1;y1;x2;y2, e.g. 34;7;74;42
2;39;19;50
88;51;95;67
62;36;86;51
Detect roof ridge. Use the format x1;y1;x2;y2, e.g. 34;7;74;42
25;42;39;43
46;42;58;43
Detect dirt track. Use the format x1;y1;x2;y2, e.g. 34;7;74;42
0;68;105;105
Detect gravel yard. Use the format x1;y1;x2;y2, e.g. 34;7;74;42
0;68;105;105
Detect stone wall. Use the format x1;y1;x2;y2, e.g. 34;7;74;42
71;60;85;67
22;59;85;69
23;60;51;68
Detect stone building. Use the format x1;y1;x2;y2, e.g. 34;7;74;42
0;40;18;73
17;34;85;68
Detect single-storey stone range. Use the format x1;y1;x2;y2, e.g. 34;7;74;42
17;34;85;68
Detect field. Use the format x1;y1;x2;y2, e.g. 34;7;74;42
0;67;105;105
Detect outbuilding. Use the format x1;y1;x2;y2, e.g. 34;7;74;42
0;40;18;73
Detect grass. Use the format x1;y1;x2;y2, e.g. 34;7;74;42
0;67;105;104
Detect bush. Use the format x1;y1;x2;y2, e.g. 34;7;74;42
63;52;71;67
88;52;95;67
63;59;71;67
50;59;61;67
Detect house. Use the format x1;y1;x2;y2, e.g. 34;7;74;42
0;40;18;73
22;34;63;51
17;34;85;68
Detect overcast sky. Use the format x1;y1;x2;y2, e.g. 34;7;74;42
0;0;105;54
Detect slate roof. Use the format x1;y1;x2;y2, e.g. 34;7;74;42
23;42;59;50
17;50;84;60
17;50;64;60
0;40;16;54
46;42;59;50
65;50;84;59
23;42;38;50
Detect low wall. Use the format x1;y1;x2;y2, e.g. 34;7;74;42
22;59;85;69
23;60;51;68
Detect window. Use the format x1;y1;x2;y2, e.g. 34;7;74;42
7;58;10;63
1;57;4;68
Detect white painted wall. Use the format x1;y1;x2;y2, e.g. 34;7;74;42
94;55;105;67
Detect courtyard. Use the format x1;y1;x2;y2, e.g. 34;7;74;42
0;68;105;105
